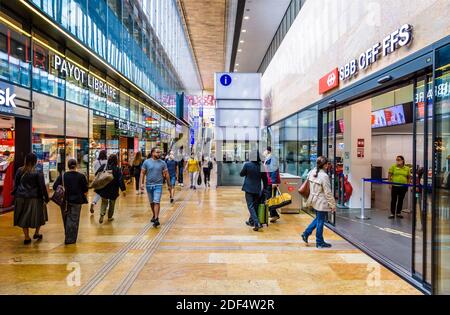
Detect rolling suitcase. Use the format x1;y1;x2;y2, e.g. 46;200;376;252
257;204;269;227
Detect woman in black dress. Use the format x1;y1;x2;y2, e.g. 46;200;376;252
53;159;89;245
13;153;49;245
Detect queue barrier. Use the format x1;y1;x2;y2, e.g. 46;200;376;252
358;178;415;220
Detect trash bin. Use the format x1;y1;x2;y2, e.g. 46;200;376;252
279;173;301;214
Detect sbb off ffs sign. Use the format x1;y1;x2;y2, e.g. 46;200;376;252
319;68;339;94
339;24;413;82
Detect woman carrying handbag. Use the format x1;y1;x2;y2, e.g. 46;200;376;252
300;156;336;248
53;159;88;245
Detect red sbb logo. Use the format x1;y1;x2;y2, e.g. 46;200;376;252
319;68;340;94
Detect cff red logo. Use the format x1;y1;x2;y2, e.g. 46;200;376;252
319;68;339;94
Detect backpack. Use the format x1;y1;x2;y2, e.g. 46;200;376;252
208;161;213;170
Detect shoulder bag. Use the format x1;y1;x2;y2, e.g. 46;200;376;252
51;172;66;207
298;179;310;199
91;164;114;190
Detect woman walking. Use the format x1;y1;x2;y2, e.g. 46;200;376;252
13;153;49;245
53;159;88;245
131;151;144;195
187;153;200;190
202;156;212;188
301;156;336;248
94;154;126;224
90;150;107;213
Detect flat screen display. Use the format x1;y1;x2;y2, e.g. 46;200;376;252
371;103;413;129
384;105;406;126
371;110;387;128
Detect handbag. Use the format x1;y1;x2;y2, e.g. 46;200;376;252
298;179;310;199
265;187;292;211
197;172;202;186
51;172;66;207
91;164;114;190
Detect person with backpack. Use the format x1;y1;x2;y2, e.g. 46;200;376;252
90;150;107;214
202;156;213;188
263;146;281;223
94;154;126;224
131;151;144;195
300;156;336;248
53;159;88;245
13;153;49;244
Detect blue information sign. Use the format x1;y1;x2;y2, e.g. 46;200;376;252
220;74;232;87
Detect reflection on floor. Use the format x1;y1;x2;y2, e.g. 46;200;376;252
335;208;412;271
0;183;420;295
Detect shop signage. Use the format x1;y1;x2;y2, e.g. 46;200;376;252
53;55;117;99
339;24;413;82
115;120;140;133
0;87;16;107
357;138;365;159
319;68;339;94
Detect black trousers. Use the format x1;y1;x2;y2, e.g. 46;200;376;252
62;203;82;244
134;172;141;190
390;186;408;215
203;168;211;184
245;192;260;226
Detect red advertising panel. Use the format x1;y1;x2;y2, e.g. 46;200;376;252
319;68;339;94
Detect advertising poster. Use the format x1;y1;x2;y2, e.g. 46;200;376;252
384;105;405;126
371;110;387;128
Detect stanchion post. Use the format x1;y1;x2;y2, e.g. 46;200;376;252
357;178;370;220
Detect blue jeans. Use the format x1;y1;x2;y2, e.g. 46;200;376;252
245;192;260;226
170;176;176;187
146;184;163;204
304;209;327;245
178;166;184;184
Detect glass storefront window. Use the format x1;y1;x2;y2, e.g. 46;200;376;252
282;114;298;175
298;107;318;179
32;41;65;98
0;22;30;87
435;44;450;294
32;92;64;135
66;102;88;138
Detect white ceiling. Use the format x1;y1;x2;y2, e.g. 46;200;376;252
234;0;291;73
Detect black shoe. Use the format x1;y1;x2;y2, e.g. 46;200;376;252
270;215;280;223
245;221;253;227
396;214;404;219
24;239;32;245
153;219;160;228
253;224;262;231
388;215;395;219
170;198;174;203
99;216;104;224
33;234;43;240
317;242;332;248
151;217;156;223
301;233;309;244
90;203;95;214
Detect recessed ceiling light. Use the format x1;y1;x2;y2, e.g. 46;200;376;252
244;16;250;20
236;64;239;67
238;49;242;52
242;29;247;33
240;40;245;43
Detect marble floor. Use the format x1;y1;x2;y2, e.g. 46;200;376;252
0;180;421;295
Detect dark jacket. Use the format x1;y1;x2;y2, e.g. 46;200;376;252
94;164;126;200
13;168;49;202
131;161;143;177
53;171;89;205
240;162;268;195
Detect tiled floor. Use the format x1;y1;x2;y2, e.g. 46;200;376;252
0;180;421;295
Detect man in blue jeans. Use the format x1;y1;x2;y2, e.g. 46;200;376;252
140;147;171;227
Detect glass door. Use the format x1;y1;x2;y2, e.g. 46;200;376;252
321;107;337;225
412;73;433;288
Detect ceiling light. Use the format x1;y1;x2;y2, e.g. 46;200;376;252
236;64;239;67
240;40;245;43
242;29;247;33
238;49;242;52
244;16;250;20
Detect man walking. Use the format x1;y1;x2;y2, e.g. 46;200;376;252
140;148;171;227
